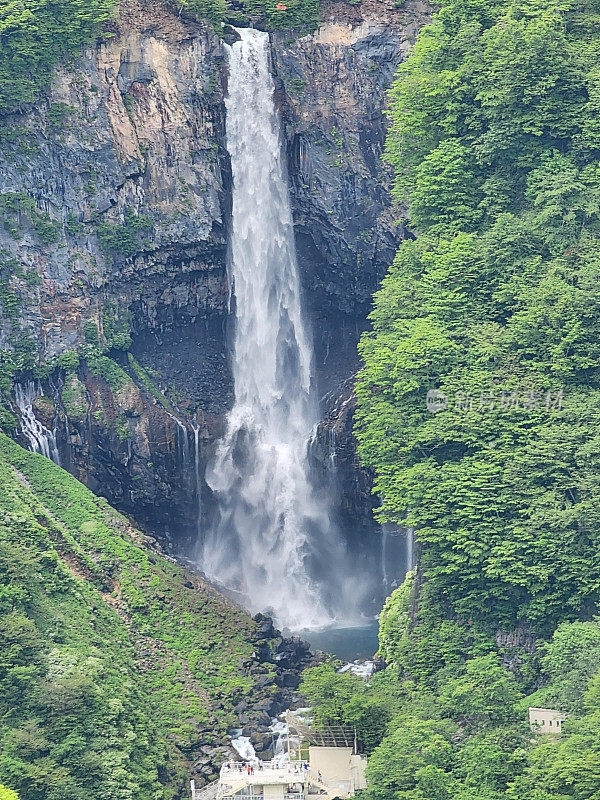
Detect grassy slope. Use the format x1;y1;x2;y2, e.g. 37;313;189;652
0;433;262;800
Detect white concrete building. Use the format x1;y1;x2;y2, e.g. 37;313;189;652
529;707;567;735
192;755;366;800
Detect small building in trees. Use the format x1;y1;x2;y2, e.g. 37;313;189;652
529;707;567;735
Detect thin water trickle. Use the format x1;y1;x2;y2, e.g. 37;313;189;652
166;411;189;472
381;522;414;594
381;525;390;592
406;525;415;571
202;29;357;630
192;424;202;535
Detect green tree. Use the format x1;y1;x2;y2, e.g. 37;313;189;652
438;654;522;727
299;663;363;726
532;621;600;713
365;719;456;800
0;0;116;112
350;0;600;797
356;0;600;632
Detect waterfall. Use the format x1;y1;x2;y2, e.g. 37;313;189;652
406;526;415;571
192;424;202;534
381;524;390;593
328;426;336;469
166;411;189;471
230;732;257;762
202;29;347;630
13;381;61;464
381;521;415;594
166;412;204;534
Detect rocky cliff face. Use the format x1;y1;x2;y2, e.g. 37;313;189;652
0;2;229;357
1;0;428;559
1;0;231;547
274;0;427;546
275;0;423;318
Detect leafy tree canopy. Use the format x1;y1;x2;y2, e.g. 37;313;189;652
356;0;600;632
349;0;600;795
0;0;116;112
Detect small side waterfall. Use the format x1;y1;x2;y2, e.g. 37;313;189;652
381;521;414;593
381;524;390;593
165;412;204;536
166;411;189;473
406;526;415;571
192;424;202;534
13;381;61;464
202;29;349;630
328;427;336;469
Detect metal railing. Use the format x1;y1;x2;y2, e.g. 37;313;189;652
220;795;264;800
221;761;309;775
286;711;356;749
192;779;219;800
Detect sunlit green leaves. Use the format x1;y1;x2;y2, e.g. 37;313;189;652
356;0;600;631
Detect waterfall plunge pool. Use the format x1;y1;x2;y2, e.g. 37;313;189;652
295;620;379;662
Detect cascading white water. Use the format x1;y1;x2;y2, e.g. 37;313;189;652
230;731;257;762
406;526;415;571
166;411;189;469
13;381;61;464
192;424;202;534
202;28;347;630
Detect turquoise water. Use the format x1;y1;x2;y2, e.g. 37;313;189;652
299;621;379;661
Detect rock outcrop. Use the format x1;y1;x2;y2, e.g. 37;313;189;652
1;0;429;555
275;0;424;318
0;1;229;358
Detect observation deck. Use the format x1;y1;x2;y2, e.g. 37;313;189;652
191;712;366;800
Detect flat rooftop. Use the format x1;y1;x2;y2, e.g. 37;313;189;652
220;761;309;787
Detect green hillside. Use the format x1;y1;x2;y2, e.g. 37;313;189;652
356;0;600;635
0;433;261;800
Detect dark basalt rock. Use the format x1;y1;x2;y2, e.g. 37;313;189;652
271;0;424;322
228;614;321;760
222;25;243;45
253;613;278;641
276;670;301;689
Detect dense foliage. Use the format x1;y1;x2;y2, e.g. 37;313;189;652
0;433;260;800
355;0;600;633
232;0;319;31
302;579;600;800
345;0;600;796
0;0;116;112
